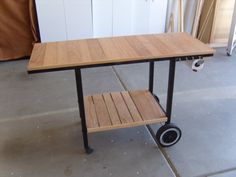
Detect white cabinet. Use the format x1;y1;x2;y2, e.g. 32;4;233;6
64;0;93;40
132;0;150;35
92;0;133;37
35;0;167;42
92;0;113;37
132;0;168;35
36;0;93;42
35;0;67;42
149;0;168;34
113;0;133;36
92;0;167;37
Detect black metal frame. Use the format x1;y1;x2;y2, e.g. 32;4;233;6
33;0;41;43
74;56;207;154
146;58;176;133
75;69;93;154
148;59;176;122
166;59;176;124
76;58;177;154
149;61;155;93
29;54;213;154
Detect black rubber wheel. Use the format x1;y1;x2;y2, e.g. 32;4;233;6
153;94;160;103
227;52;232;56
156;123;182;147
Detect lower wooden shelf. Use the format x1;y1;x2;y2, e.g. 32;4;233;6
84;90;167;133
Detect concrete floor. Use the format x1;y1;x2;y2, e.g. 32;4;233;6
0;47;235;177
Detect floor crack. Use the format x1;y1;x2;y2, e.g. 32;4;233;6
112;65;180;177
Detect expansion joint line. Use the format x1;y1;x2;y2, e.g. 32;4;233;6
111;66;180;177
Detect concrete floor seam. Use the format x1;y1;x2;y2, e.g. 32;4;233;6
3;85;232;124
145;125;180;177
194;167;236;177
112;66;180;177
0;107;78;123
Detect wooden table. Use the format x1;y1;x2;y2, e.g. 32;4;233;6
28;32;214;154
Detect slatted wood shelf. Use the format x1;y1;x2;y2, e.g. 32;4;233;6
84;90;167;133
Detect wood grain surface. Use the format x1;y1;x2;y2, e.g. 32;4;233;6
84;90;167;133
28;32;214;71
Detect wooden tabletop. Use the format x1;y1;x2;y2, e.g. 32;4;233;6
28;32;214;72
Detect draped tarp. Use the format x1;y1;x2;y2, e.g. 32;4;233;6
0;0;39;61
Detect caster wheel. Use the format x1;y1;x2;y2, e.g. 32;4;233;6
153;94;160;102
85;147;94;154
156;123;181;147
227;52;232;56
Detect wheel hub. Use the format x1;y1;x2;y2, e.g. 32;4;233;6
163;130;178;143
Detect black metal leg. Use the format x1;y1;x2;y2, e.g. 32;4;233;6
149;61;160;103
166;59;176;124
149;61;155;93
75;68;93;154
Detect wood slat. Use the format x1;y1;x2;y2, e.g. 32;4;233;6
144;35;171;55
43;43;58;66
111;37;138;58
145;91;166;117
57;42;69;65
103;93;121;125
92;94;111;127
98;38;122;59
125;36;151;57
121;91;143;122
29;44;46;67
85;90;167;133
28;32;214;72
75;40;91;61
129;90;164;120
87;39;106;61
136;35;162;56
84;96;98;128
110;92;133;124
154;34;185;54
87;118;167;133
66;40;82;62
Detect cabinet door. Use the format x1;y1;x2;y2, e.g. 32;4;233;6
149;0;168;33
131;0;150;35
92;0;113;37
113;0;133;36
64;0;93;40
35;0;67;42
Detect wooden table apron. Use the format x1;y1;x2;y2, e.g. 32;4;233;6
27;33;214;154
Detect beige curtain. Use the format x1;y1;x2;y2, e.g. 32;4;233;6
0;0;39;61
